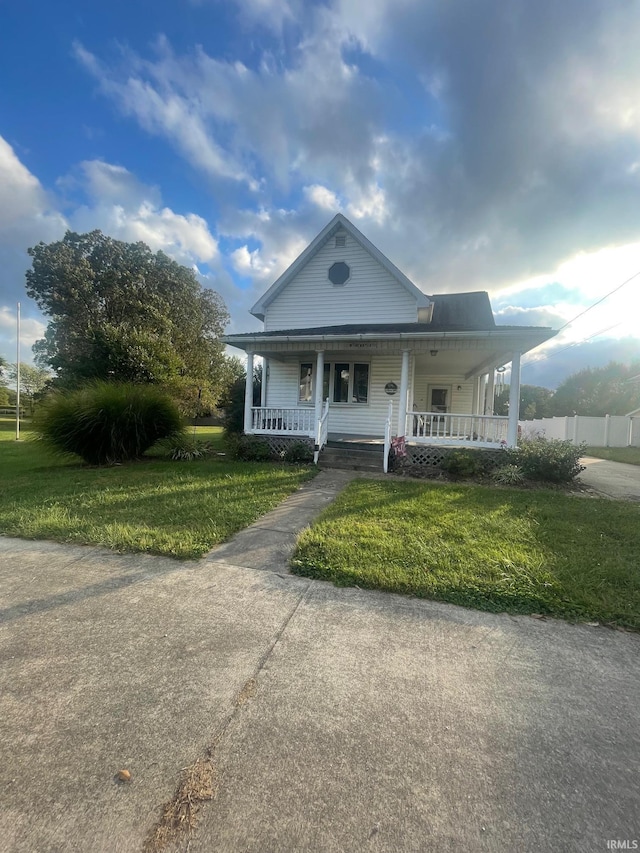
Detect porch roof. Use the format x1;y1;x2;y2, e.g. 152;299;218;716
224;321;555;348
225;321;556;378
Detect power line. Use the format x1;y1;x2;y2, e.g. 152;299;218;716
555;268;640;333
524;322;623;366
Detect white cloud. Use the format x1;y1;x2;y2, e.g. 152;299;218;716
303;184;341;211
73;42;259;190
57;159;219;265
0;137;67;245
0;306;47;363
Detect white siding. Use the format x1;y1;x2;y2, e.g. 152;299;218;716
412;373;475;414
264;356;477;437
266;360;300;408
264;230;419;331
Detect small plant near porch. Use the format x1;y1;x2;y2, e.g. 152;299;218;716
506;438;586;484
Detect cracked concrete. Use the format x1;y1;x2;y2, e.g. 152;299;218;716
1;468;639;852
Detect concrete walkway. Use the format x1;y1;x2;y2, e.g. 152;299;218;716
205;468;356;571
579;455;640;500
1;471;639;853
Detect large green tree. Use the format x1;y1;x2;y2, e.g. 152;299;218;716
26;230;231;411
550;361;640;416
494;384;553;419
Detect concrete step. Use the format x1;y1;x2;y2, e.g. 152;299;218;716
319;446;384;472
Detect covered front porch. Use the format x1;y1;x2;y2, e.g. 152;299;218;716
223;323;553;467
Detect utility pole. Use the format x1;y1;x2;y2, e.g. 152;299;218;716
16;301;20;441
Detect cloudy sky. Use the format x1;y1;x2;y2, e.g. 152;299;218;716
1;0;639;387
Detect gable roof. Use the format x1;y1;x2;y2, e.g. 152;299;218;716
250;213;432;321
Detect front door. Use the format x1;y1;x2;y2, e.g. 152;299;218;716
427;385;451;413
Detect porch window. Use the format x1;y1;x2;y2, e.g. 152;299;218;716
299;363;313;403
298;361;369;405
333;363;350;402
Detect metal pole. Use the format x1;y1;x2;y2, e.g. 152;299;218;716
16;302;20;441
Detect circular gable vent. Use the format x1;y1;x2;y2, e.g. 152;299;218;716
328;261;350;285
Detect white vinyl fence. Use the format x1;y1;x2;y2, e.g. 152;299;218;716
520;415;640;447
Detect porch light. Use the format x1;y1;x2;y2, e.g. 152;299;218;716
430;350;438;356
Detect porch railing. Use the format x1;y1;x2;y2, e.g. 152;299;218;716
406;411;509;446
250;407;315;436
313;399;330;465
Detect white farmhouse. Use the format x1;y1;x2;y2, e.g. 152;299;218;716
225;214;556;466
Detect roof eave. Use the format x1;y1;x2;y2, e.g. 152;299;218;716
224;327;557;347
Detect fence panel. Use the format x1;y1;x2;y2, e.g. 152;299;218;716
520;415;640;447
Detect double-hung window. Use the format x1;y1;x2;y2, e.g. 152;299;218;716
298;361;369;404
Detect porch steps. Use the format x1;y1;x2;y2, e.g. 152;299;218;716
319;440;385;472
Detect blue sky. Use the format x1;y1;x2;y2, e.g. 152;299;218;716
1;0;639;387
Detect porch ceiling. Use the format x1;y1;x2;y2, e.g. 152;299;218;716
225;327;555;378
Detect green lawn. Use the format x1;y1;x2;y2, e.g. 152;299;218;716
0;419;314;559
292;479;640;630
585;446;640;466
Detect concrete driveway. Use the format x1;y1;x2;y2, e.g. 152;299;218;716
1;536;638;853
580;456;640;500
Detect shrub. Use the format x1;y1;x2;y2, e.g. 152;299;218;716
283;441;313;463
162;435;214;461
233;434;273;461
34;381;184;465
440;449;484;478
508;438;586;483
492;464;525;486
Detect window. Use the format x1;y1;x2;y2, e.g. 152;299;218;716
333;363;350;402
428;386;450;413
328;261;350;285
299;363;313;402
299;361;369;405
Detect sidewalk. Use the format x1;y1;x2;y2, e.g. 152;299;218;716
205;468;357;571
1;470;639;853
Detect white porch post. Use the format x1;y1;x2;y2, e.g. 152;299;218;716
314;350;325;430
507;352;521;447
261;357;268;407
485;370;496;415
398;349;410;436
472;376;481;414
244;350;255;433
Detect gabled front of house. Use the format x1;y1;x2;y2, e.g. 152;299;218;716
225;214;556;464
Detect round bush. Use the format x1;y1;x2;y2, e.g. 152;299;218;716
34;381;185;464
440;449;484;478
283;441;313;463
507;438;586;483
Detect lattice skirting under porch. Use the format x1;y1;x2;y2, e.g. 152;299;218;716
260;435;315;457
396;445;507;473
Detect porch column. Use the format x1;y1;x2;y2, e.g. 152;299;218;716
507;352;521;447
314;350;325;429
261;357;268;407
244;350;254;433
472;376;481;414
397;349;410;436
485;370;496;415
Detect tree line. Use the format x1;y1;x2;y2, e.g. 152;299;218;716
495;360;640;419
